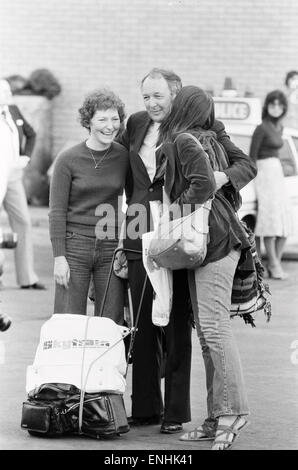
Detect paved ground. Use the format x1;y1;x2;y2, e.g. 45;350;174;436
0;207;297;451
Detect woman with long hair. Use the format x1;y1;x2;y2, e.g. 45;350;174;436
159;86;254;450
250;90;291;279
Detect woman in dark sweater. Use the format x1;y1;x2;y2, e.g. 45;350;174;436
249;90;291;280
159;86;253;450
49;89;130;320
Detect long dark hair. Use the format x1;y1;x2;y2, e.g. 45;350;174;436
262;89;288;121
285;70;298;88
159;85;214;143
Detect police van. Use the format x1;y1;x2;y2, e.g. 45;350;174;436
214;96;298;236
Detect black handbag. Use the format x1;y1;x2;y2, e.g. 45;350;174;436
21;383;129;439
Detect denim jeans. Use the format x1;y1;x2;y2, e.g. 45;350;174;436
54;232;124;323
188;249;249;424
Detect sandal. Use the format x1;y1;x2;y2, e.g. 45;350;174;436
211;416;249;450
179;426;215;441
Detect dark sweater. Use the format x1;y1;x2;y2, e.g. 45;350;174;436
249;119;283;161
49;141;129;257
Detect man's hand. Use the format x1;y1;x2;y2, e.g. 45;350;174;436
213;171;229;191
18;156;30;169
54;256;70;288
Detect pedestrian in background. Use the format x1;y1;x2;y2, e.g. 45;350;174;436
249;90;292;279
159;86;252;450
49;89;131;320
0;79;45;290
284;70;298;128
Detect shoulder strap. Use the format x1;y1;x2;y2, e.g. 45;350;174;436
174;132;202;147
174;131;226;171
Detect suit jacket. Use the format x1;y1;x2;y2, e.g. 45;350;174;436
118;111;257;259
8;104;36;158
118;111;163;258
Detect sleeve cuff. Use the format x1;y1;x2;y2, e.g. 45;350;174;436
222;169;239;190
51;238;66;257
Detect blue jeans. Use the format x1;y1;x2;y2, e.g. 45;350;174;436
188;249;249;424
54;232;124;323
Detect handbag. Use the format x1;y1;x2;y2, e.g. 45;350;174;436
21;383;129;438
230;221;271;326
148;132;213;271
148;199;212;270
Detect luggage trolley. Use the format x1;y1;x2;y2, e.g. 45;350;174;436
21;247;148;439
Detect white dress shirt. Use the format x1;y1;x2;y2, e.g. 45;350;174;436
0;106;22;202
138;122;160;182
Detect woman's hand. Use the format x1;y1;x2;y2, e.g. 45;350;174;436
54;256;70;288
113;250;128;279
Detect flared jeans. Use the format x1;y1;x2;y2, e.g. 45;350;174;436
54;232;124;322
188;249;249;425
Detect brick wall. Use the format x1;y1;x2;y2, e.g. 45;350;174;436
1;0;297;156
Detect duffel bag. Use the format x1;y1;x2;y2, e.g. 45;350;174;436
66;391;129;438
21;383;129;439
21;383;76;437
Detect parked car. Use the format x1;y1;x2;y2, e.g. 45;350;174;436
214;96;298;234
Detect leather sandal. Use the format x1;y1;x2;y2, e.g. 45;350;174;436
179;425;215;441
211;416;249;450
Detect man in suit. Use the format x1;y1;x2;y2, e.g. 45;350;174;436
0;79;45;289
118;68;256;434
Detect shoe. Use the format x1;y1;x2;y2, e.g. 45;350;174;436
267;266;289;280
211;416;249;450
179;425;215;441
0;313;12;332
128;415;162;426
160;422;183;434
21;282;46;290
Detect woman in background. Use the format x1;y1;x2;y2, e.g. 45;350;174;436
249;90;291;280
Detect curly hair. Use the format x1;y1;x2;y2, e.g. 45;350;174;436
78;89;126;130
262;89;288;120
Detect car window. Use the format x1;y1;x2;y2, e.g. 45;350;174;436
230;133;298;177
229;134;251;154
279;139;297;177
292;136;298;155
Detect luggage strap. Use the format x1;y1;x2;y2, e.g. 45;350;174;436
78;248;146;434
